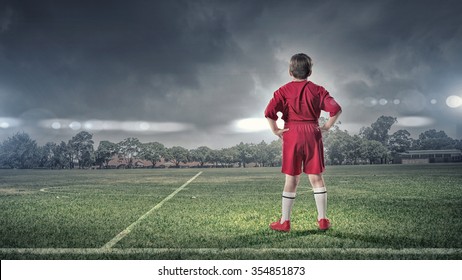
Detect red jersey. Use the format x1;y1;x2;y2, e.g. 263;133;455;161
264;81;341;122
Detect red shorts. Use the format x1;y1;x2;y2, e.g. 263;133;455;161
281;122;325;176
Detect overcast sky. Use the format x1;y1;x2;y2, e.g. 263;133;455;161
1;0;461;148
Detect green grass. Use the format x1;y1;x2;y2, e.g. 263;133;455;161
1;164;461;259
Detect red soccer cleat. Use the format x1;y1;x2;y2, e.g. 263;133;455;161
270;219;291;232
318;218;331;231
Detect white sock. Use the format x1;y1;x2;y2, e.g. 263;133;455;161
313;187;327;220
281;192;296;223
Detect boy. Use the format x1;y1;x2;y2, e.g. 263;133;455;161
264;53;342;232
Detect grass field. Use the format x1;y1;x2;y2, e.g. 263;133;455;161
1;164;461;259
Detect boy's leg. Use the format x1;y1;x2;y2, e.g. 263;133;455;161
308;174;330;230
270;174;299;231
281;174;299;222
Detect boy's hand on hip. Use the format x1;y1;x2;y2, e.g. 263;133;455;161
273;128;289;139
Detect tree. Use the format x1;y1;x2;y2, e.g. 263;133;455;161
360;140;388;164
52;143;67;169
324;129;351;165
37;142;57;168
388;129;412;162
208;149;221;167
220;147;238;167
455;139;462;151
140;142;166;167
254;141;270;167
190;146;212;167
0;132;39;168
95;140;118;168
267;139;282;167
389;129;412;152
235;142;255;167
416;129;454;150
344;135;363;164
323;123;363;165
360;116;397;145
166;146;190;167
327;138;345;165
117;138;142;168
57;141;74;169
68;131;95;168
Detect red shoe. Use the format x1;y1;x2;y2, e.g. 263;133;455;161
270;219;291;232
318;218;331;231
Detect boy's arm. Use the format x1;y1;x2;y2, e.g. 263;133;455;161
266;117;289;139
320;110;342;132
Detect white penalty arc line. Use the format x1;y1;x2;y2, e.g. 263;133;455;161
0;247;461;256
101;171;203;249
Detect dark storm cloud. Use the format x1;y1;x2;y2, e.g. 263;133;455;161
0;1;241;121
1;0;462;147
0;0;283;128
246;0;462;137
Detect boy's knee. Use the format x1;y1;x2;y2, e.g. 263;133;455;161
284;175;299;191
308;174;324;188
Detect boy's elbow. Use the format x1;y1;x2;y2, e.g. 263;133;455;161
329;109;342;118
264;110;278;121
335;106;342;116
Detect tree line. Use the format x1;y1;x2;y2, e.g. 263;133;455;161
0;115;461;169
0;131;282;169
324;116;462;164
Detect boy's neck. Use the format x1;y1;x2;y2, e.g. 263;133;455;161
292;78;307;82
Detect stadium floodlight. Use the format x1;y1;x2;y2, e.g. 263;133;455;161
446;95;462;108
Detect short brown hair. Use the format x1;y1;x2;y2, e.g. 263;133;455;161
289;53;313;79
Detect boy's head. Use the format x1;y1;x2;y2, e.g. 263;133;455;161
289;53;313;79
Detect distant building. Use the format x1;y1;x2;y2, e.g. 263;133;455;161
397;149;462;164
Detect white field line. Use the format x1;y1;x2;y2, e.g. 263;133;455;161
101;171;203;249
40;187;166;197
0;247;461;256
